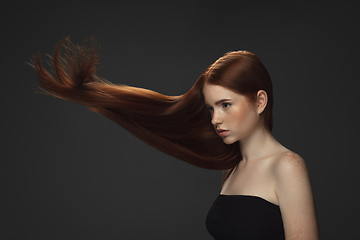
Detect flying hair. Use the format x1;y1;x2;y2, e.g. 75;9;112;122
29;37;273;170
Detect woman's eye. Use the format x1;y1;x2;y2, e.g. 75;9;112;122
206;106;214;111
222;103;231;108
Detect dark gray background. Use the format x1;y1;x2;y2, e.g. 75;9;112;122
3;0;359;239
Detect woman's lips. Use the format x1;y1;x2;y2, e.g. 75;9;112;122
217;129;229;137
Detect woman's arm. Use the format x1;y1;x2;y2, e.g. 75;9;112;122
222;169;231;186
275;152;319;240
221;167;237;187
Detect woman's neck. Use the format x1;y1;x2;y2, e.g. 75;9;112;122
239;126;285;163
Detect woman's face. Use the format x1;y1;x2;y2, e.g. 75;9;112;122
202;83;260;144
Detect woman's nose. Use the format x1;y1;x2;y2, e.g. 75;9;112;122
211;111;223;126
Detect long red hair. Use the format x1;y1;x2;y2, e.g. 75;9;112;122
29;37;273;170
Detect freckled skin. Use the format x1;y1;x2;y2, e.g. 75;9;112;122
202;84;259;144
203;83;319;239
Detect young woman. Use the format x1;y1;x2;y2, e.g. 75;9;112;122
30;37;319;239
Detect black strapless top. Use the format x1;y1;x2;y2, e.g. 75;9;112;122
206;195;285;240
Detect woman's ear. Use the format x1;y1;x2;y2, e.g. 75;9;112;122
257;90;268;115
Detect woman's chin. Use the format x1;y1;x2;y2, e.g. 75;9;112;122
222;137;237;145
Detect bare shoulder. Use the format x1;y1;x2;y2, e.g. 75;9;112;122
272;151;309;180
272;151;319;239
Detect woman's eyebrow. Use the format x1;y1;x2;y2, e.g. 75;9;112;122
214;99;232;105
